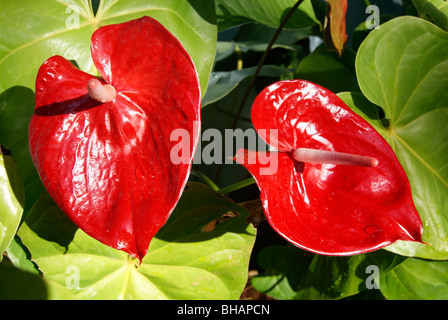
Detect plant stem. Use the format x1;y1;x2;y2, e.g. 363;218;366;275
217;177;256;195
214;0;304;184
230;0;304;131
190;169;220;191
362;0;372;7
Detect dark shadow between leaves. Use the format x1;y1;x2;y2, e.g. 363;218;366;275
279;5;320;30
297;66;361;94
155;204;252;244
200;210;240;232
0;86;35;139
253;244;314;298
154;182;255;244
0;262;48;300
25;191;78;254
347;92;383;121
215;4;250;30
187;0;217;25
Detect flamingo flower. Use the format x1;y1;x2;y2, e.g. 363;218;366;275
29;17;201;262
234;80;423;255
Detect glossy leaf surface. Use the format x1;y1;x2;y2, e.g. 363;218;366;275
235;79;423;255
380;257;448;299
29;17;201;260
18;183;256;300
355;16;448;259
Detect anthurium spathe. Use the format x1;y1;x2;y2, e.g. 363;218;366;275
234;80;423;255
28;16;201;261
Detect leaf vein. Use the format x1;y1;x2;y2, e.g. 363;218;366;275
392;133;448;188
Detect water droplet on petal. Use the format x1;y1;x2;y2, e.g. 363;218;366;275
364;225;382;237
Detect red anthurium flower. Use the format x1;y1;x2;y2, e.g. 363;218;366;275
29;17;201;261
234;80;423;255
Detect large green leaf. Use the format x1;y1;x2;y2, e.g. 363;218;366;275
18;182;256;300
215;0;320;31
0;0;216;96
355;16;448;259
380;258;448;299
0;154;24;256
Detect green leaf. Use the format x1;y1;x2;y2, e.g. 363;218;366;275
355;16;448;259
251;244;404;300
18;182;256;300
412;0;448;31
381;258;448;299
203;65;291;107
295;49;360;93
0;154;24;255
294;250;404;300
215;0;320;31
0;0;216;96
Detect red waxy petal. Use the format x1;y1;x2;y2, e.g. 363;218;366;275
235;80;423;255
29;17;201;261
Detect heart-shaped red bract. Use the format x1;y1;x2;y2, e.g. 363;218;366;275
29;17;201;261
235;80;423;255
